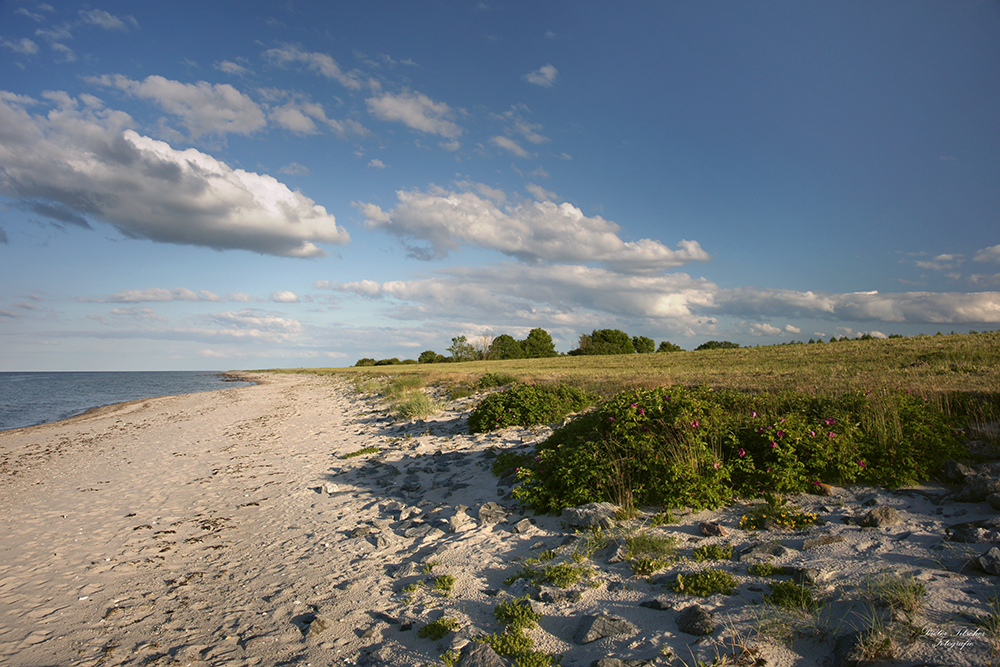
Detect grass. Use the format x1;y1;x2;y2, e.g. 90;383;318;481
693;543;733;562
671;569;738;597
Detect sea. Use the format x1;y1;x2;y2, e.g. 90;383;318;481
0;371;256;431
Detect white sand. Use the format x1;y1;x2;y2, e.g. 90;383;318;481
1;373;997;666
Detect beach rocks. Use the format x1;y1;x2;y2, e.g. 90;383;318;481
738;541;791;562
573;614;638;644
948;517;1000;543
562;502;618;529
698;521;725;537
955;475;1000;503
638;596;673;611
975;547;1000;575
857;506;902;527
676;604;715;636
802;534;845;550
477;502;509;525
456;642;511;667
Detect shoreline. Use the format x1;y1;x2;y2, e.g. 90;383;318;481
0;373;998;666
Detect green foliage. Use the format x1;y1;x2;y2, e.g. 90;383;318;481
490;334;525;360
648;509;675;526
392;391;440;420
739;503;821;531
632;335;655;354
672;569;738;596
342;446;379;459
440;649;461;667
748;561;782;576
503;553;592;589
478;628;534;659
432;574;455;597
695;341;740;350
374;357;402;366
355;358;376;367
478;372;518;389
494;596;540;631
448;335;478;362
418;350;439;364
418;617;458;640
521;328;558;358
468;382;592;433
577;328;635;355
508;384;966;514
692;543;733;562
657;341;683;353
765;581;821;610
385;375;424;398
624;531;677;576
491;450;536;478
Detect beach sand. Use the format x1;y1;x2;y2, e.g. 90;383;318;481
1;373;997;666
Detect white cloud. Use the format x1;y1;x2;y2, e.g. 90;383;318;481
90;74;266;137
105;288;221;303
216;60;252;77
915;253;964;271
264;45;362;89
0;91;350;257
526;183;558;201
745;322;782;336
970;273;1000;287
524;64;558;87
267;96;367;136
490;135;529;158
1;38;39;55
270;291;300;303
279;162;310;175
366;90;462;138
974;244;1000;264
368;158;386;168
784;324;801;334
79;9;139;31
355;184;710;272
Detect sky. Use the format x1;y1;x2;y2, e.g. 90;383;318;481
1;1;998;371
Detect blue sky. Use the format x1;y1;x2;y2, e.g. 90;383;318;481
1;1;998;371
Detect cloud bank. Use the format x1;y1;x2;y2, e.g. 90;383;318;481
0;91;350;257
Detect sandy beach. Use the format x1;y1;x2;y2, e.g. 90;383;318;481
1;373;998;667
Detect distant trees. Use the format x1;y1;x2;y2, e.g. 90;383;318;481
447;335;478;362
695;340;740;351
657;341;683;353
521;328;557;358
488;334;524;360
632;335;655;354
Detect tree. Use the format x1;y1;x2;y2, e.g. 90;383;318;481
447;335;478;362
657;341;683;353
489;334;525;360
418;350;438;364
472;334;495;360
632;335;655;354
588;329;635;355
521;328;557;358
695;340;740;351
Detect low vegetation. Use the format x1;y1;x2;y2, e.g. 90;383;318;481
672;568;738;597
467;382;592;433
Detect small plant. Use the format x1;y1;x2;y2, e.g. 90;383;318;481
392;390;440;420
432;574;455;597
624;530;678;576
748;561;782;577
672;569;738;597
630;557;669;577
478;372;518;390
342;446;379;459
439;649;461;666
422;561;440;573
418;617;458;640
649;509;676;526
693;543;733;562
503;555;592;589
739;503;821;531
765;580;822;611
490;450;535;478
494;596;540;631
476;629;537;663
868;572;926;624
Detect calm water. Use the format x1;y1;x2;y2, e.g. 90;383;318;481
0;371;256;431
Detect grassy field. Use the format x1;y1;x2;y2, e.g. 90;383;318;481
256;330;1000;401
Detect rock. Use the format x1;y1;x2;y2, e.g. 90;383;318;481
449;513;472;533
323;482;340;495
698;521;725;537
941;460;976;484
591;661;626;667
639;596;673;611
573;614;639;644
456;641;511;667
351;526;371;538
948;517;1000;543
305;616;329;637
399;506;422;521
955;475;1000;503
859;506;902;528
562;502;618;529
802;535;845;550
791;567;823;585
606;544;629;564
676;605;715;636
477;502;509;525
976;547;1000;575
737;542;791;562
511;518;534;534
988;493;1000;511
539;586;583;604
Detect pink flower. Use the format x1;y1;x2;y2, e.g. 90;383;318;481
609;417;615;422
737;448;746;457
766;467;772;473
809;430;816;437
775;430;786;438
857;460;866;468
812;480;822;486
824;417;836;426
713;462;720;469
630;403;637;408
828;432;836;438
770;441;777;449
751;411;757;418
691;419;700;429
638;408;645;416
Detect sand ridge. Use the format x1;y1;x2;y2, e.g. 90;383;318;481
0;373;997;666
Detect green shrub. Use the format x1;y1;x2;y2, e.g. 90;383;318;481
342;446;379;459
391;391;439;420
418;617;458;640
509;385;965;514
692;543;733;562
671;569;737;597
494;596;540;631
478;372;518;390
432;574;455;597
765;581;821;610
748;561;782;576
491;450;536;478
468;383;592;433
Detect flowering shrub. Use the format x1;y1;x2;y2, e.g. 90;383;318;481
467;382;592;433
504;385;965;513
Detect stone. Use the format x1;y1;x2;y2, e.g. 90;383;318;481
305;616;329;637
323;482;340;495
511;518;534;534
573;614;639;644
802;535;845;550
791;567;822;585
351;526;371;538
676;605;715;636
941;460;976;484
477;502;509;525
976;547;1000;575
948;517;1000;543
562;502;618;529
738;542;791;562
859;506;902;528
698;521;725;537
456;641;511;667
539;586;583;604
989;493;1000;511
639;596;673;611
449;513;471;533
955;475;1000;503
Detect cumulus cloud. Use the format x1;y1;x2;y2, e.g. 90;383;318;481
526;183;558;201
0;91;350;257
195;309;302;342
915;253;964;271
368;158;386;168
366;90;462;138
524;64;558;87
270;291;300;303
263;45;362;90
2;38;39;55
90;74;266;137
974;244;1000;264
490;135;529;158
215;60;252;77
267;96;367;136
355;184;709;272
